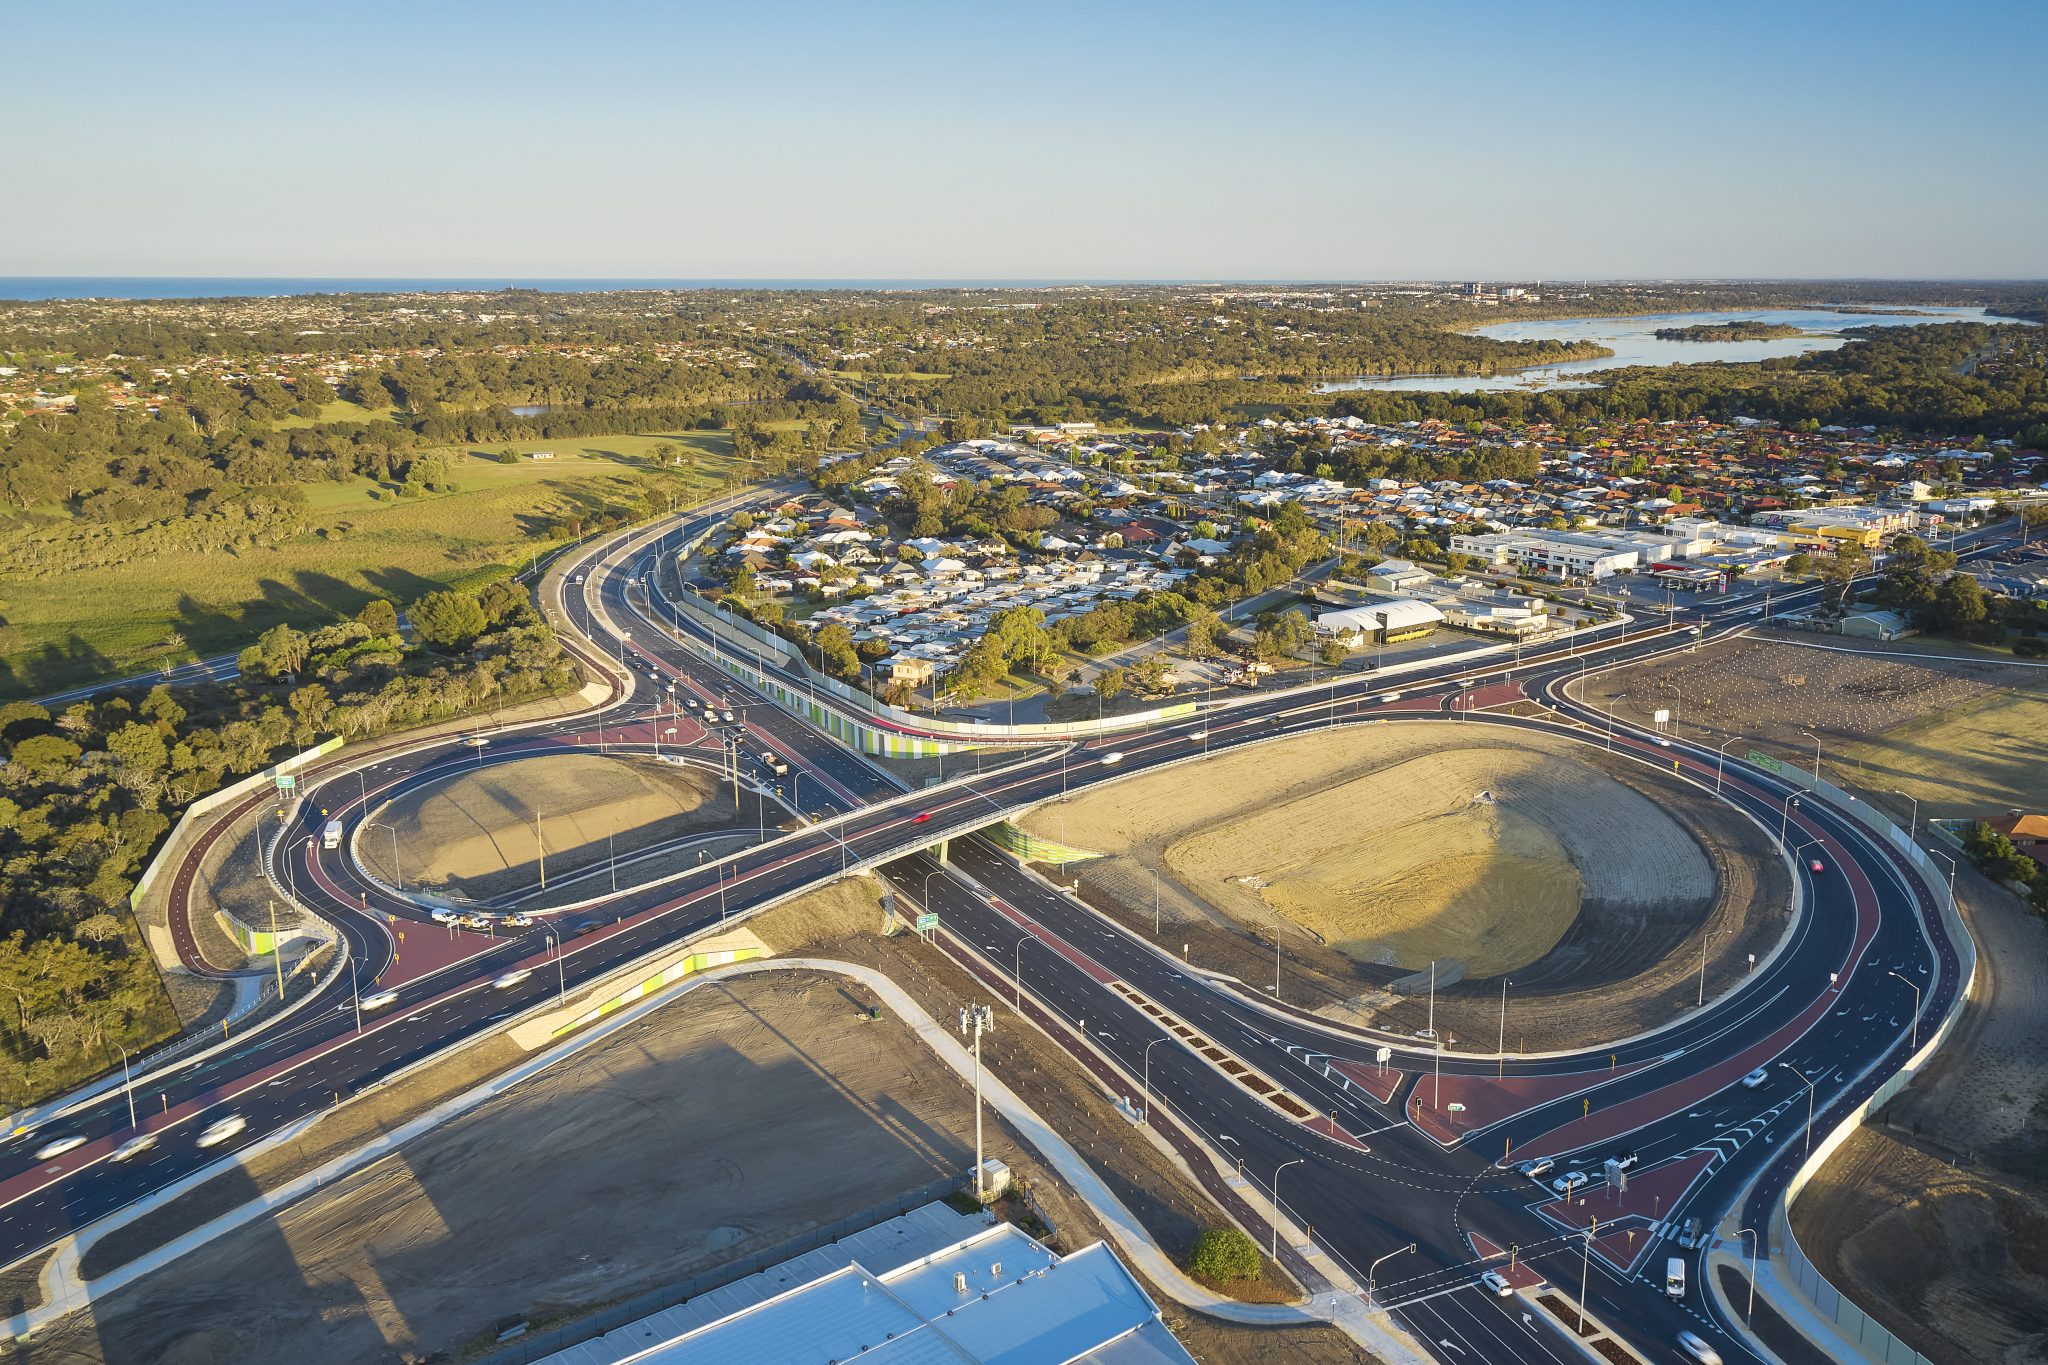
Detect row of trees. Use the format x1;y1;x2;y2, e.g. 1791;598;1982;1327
0;579;581;1106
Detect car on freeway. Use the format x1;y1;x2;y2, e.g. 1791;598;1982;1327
196;1114;247;1148
1655;737;1672;747
431;910;456;924
492;969;533;990
1518;1157;1555;1181
1551;1170;1590;1196
503;912;534;928
34;1135;86;1160
1741;1067;1770;1088
1676;1330;1724;1364
911;811;934;824
1478;1270;1514;1297
1611;1149;1639;1171
463;735;489;748
1378;691;1403;702
359;989;399;1011
1099;751;1125;766
1810;859;1826;873
719;709;735;723
111;1133;158;1162
1187;729;1206;741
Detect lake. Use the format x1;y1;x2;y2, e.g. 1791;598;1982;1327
1319;306;2031;394
508;403;555;417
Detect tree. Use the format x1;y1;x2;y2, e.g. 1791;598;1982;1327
356;598;400;637
815;623;861;681
409;590;488;651
1183;606;1222;660
1932;572;1992;637
105;722;168;780
1818;544;1871;609
1185;1227;1261;1283
1782;552;1814;578
1319;632;1353;669
1092;667;1127;703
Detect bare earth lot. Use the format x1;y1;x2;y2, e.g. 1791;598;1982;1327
1019;723;1782;1050
28;970;978;1365
361;752;750;905
1579;630;2048;823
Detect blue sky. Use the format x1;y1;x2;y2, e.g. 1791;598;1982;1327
4;0;2044;279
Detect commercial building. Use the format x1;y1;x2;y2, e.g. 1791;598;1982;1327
538;1202;1196;1365
1316;597;1443;645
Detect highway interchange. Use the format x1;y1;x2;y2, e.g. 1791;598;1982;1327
0;498;2011;1365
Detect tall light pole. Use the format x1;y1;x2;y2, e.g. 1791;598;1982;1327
1799;727;1823;784
1014;936;1031;1012
1715;736;1739;795
1889;970;1923;1052
1782;1062;1818;1156
1930;848;1959;911
1737;1226;1759;1326
1697;929;1726;1007
1605;691;1629;752
1271;1157;1305;1258
367;820;403;891
1367;1242;1415;1309
1890;788;1919;838
960;1004;996;1202
1142;1037;1165;1126
544;930;566;1002
1497;978;1511;1079
1579;1220;1598;1334
114;1042;136;1131
1779;794;1801;844
1658;680;1682;737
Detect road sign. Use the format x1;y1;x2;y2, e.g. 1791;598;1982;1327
274;774;296;791
915;913;939;931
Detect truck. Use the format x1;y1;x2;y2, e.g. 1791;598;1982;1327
322;819;344;851
1665;1257;1686;1299
759;751;789;776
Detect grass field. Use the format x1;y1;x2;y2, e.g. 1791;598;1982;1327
0;431;738;697
1834;686;2048;821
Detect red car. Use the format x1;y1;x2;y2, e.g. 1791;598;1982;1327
911;811;934;824
1809;859;1825;873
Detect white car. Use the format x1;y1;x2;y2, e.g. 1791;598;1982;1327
196;1114;247;1148
34;1135;85;1160
1676;1330;1724;1365
1518;1157;1555;1181
463;735;489;748
1551;1170;1589;1196
1099;751;1124;766
493;968;534;990
359;989;399;1011
1740;1067;1769;1089
111;1133;158;1162
1478;1270;1513;1297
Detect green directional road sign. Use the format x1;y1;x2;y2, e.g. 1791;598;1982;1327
915;913;939;931
274;774;297;791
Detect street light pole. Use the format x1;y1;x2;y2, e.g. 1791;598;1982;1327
1738;1227;1759;1326
1890;788;1919;838
1497;978;1510;1079
1782;1062;1818;1156
1271;1158;1305;1258
1715;737;1738;795
368;821;403;890
1698;929;1726;1007
1800;726;1823;784
1014;936;1030;1012
114;1042;136;1130
1142;1037;1165;1126
1889;970;1923;1052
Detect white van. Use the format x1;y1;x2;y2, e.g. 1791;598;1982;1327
1665;1256;1686;1299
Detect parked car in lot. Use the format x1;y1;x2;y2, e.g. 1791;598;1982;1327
1740;1067;1769;1088
1551;1170;1589;1196
1518;1157;1555;1181
197;1114;247;1148
1478;1270;1514;1297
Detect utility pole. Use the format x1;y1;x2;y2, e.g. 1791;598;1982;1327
269;899;286;1002
1497;978;1510;1079
960;1004;996;1202
535;812;547;891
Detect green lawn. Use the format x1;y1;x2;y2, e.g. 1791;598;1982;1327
0;431;739;698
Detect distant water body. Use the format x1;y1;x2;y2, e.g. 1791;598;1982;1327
0;277;1206;302
1319;306;2034;394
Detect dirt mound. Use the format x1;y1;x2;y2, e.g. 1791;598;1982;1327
1028;727;1712;981
366;753;744;902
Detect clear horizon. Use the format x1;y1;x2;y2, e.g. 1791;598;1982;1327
5;0;2045;280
